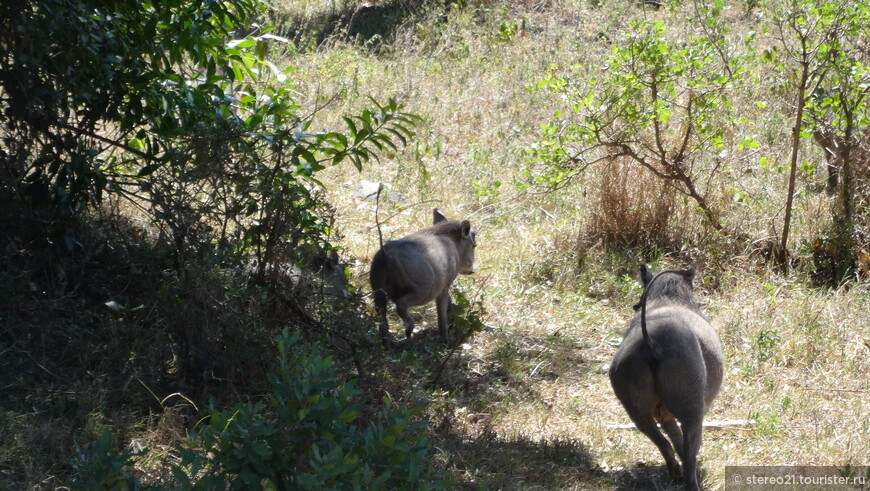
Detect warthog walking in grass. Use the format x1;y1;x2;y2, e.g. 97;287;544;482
370;209;477;346
609;265;723;490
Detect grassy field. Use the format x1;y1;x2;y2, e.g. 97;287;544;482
2;0;867;489
277;0;870;488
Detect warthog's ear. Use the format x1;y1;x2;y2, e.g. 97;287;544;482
460;220;472;238
433;208;449;224
640;264;653;287
681;265;696;285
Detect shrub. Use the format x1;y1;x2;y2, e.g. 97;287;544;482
528;11;742;247
0;0;419;272
70;330;444;490
588;159;676;249
69;428;143;491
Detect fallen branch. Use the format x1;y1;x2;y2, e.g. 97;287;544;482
803;388;870;394
607;419;752;430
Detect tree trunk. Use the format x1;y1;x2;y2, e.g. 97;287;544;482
780;58;810;271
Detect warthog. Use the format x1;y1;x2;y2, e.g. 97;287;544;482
370;209;477;346
608;265;723;490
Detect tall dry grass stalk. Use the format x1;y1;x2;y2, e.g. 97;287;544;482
587;159;677;249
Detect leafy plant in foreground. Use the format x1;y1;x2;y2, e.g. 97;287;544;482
179;330;434;489
71;330;443;490
0;0;420;271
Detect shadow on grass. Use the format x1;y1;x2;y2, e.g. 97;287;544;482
268;0;432;48
608;465;679;490
435;429;713;489
387;324;715;489
607;461;715;490
431;427;609;490
384;325;613;488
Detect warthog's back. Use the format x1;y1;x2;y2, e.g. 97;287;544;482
370;232;461;307
612;303;723;409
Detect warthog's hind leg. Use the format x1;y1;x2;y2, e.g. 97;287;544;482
660;417;685;457
373;289;392;347
395;297;416;339
678;417;704;491
631;412;683;483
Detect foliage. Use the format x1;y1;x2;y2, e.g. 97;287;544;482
0;0;260;213
529;7;743;240
755;328;781;362
177;330;436;489
0;0;420;270
1;0;423;487
773;0;870;279
528;0;870;272
71;331;443;490
69;428;145;491
448;288;491;342
765;0;870;269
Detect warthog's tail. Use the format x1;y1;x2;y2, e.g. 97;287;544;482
639;269;686;351
375;183;385;249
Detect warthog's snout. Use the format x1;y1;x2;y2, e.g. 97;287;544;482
609;265;723;491
370;208;477;346
460;231;477;275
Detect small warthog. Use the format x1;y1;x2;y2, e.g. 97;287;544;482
370;209;477;346
608;265;723;490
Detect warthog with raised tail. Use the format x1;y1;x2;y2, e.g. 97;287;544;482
370;209;477;346
609;265;723;490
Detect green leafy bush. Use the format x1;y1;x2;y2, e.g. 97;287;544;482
0;0;260;213
69;428;143;491
180;330;435;489
1;0;420;268
528;9;743;247
70;330;444;490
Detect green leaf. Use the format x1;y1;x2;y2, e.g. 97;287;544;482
252;440;270;458
227;37;255;50
353;128;370;146
137;163;162;177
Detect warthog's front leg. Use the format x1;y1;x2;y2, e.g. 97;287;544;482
436;291;451;345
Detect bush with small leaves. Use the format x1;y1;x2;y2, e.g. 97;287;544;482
70;330;445;490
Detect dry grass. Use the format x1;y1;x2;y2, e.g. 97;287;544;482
588;159;678;250
278;0;870;488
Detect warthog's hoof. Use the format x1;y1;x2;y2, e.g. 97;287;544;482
666;462;684;483
381;336;395;350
